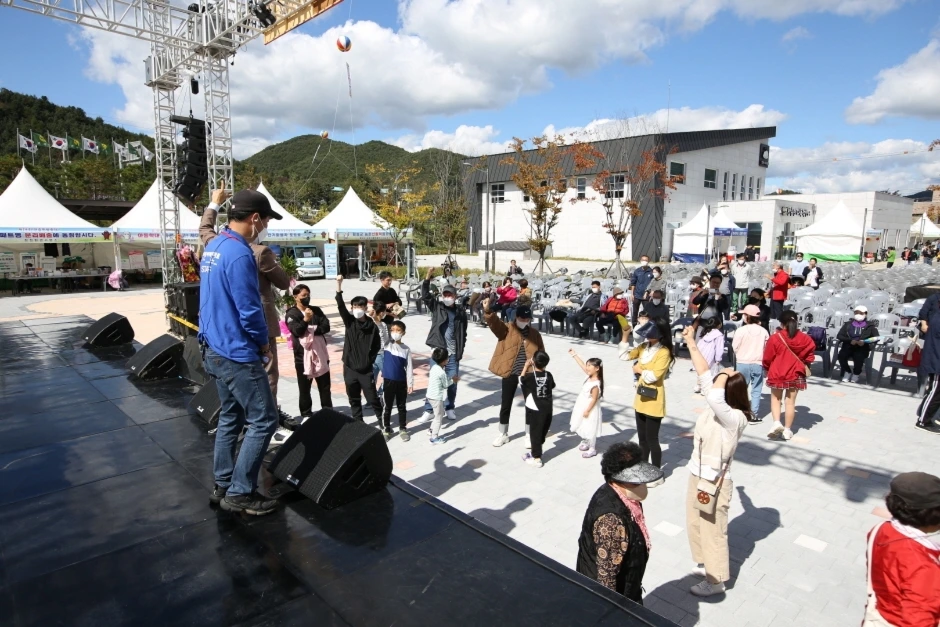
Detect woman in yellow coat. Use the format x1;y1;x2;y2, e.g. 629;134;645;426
618;319;675;470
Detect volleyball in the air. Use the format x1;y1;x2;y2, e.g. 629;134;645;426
336;36;352;52
320;130;329;139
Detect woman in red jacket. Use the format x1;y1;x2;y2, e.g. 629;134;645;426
865;472;940;627
763;261;789;321
493;277;518;318
596;287;629;340
761;310;815;441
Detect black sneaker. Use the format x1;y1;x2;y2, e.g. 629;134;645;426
220;491;279;516
747;416;764;424
209;484;227;505
277;406;297;429
915;421;940;435
282;416;303;431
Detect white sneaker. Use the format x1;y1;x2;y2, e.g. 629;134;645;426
445;409;457;421
841;372;851;383
417;411;433;424
492;433;510;447
690;581;725;597
782;428;793;441
768;421;784;437
691;564;707;578
850;374;860;384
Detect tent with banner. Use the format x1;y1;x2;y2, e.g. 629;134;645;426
909;215;940;244
106;179;201;271
0;167;111;275
672;203;747;263
310;186;394;240
794;200;862;262
256;182;318;241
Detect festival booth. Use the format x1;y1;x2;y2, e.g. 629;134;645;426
672;203;747;263
794;200;864;262
0;167;111;283
909;216;940;246
310;187;404;278
107;179;201;273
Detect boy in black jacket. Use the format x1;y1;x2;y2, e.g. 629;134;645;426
335;276;383;422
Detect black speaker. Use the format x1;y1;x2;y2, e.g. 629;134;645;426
188;381;220;426
178;336;208;385
82;312;135;347
126;333;183;380
268;408;392;510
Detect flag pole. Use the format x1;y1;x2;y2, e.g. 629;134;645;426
47;131;52;167
16;128;20;159
29;129;35;166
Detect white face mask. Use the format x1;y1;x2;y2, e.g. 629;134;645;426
651;299;662;305
352;308;366;319
640;260;649;267
591;287;600;293
720;269;728;275
391;332;403;341
854;314;866;321
442;297;455;307
515;319;529;329
653;272;661;278
254;227;268;244
616;294;625;300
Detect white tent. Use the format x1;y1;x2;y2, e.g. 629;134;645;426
310;187;395;241
0;167;110;273
672;204;746;262
909;215;940;238
794;200;862;262
112;179;201;243
257;182;318;241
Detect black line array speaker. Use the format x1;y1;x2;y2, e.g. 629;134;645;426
126;333;183;380
82;312;135;347
188;381;221;427
268;408;393;510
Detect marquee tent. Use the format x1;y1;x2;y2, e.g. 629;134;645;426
794;200;862;262
310;187;397;241
672;203;746;263
909;215;940;240
257;182;318;241
111;179;201;243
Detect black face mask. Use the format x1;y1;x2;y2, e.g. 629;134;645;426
300;297;311;307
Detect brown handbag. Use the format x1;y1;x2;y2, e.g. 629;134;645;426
693;438;729;516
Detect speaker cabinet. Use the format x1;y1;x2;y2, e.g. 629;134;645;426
178;336;208;385
126;333;183;380
82;312;135;347
188;382;220;427
268;408;392;510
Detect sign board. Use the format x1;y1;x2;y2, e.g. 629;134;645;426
324;243;338;279
127;251;146;269
0;227;107;243
0;252;16;273
40;256;56;274
264;0;344;44
19;252;38;271
713;228;747;236
779;206;812;218
146;250;162;269
335;228;400;241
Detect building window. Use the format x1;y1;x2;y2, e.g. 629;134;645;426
670;161;686;183
704;168;717;189
605;174;625;199
523;192;530;202
756;178;761;198
741;174;746;199
748;176;754;200
732;174;737;200
577;177;586;199
491;183;505;203
723;172;728;200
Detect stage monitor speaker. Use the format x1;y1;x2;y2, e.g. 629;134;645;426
82;312;135;347
188;381;220;427
269;408;392;510
126;333;183;380
178;335;208;385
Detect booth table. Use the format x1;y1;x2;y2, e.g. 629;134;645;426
8;272;111;296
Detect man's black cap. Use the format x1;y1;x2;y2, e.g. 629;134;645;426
890;472;940;510
515;305;533;319
232;189;282;220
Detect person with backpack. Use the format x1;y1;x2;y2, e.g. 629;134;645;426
762;310;816;441
836;305;879;383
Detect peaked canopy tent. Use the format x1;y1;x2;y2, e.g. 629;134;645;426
909;215;940;243
310;187;396;241
0;167;111;272
794;200;862;262
671;203;747;263
256;182;318;242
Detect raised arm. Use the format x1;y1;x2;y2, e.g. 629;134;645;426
334;276;353;326
567;348;590;375
482;297;508;340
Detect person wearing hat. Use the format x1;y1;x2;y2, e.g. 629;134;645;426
864;472;940;626
200;184;295;427
198;184;284;516
575;441;663;604
595;286;630;342
418;267;468;423
681;324;751;597
835;305;879;384
483;296;545;447
639;288;670;323
731;304;769;420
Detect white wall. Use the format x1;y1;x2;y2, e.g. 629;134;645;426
721;199;816;259
782;192;913;250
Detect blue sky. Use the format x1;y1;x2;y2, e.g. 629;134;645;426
0;0;938;193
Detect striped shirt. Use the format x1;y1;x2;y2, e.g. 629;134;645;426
426;363;450;400
511;326;530;376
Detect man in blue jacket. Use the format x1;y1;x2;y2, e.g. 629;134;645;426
628;255;654;328
200;185;283;516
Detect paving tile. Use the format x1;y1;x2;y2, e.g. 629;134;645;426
837;416;858;423
394;459;416;470
794;534;828;553
653;521;684;537
870;506;891;519
858;408;877;415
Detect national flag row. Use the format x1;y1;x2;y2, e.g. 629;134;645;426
17;132;154;161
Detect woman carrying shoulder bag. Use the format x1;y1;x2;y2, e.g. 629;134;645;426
762;310;816;441
681;325;750;598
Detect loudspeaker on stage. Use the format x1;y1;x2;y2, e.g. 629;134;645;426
82;312;135;347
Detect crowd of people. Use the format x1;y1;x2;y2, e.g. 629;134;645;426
195;186;938;623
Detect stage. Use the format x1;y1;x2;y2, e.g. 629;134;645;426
0;315;674;626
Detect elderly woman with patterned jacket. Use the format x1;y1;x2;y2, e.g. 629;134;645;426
835;305;879;384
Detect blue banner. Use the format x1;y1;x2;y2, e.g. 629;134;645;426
713;228;747;236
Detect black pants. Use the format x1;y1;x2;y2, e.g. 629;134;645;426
770;300;784;321
382;379;408;429
917;374;940;426
343;365;383;421
886;262;894;269
635;412;663;467
295;363;333;416
570;311;596;337
499;375;520;425
526;407;552;458
837;344;869;375
595;312;621;336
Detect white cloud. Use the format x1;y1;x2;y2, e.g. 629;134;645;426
389;125;511;155
766;138;940;194
846;39;940;124
781;26;811;43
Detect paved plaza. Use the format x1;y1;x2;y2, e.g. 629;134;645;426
2;275;936;627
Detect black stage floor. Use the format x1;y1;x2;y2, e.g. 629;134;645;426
0;315;674;627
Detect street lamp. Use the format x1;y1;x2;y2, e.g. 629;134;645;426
462;161;490;273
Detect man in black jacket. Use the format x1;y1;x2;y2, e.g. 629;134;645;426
335;276;383;422
373;271;402;324
419;267;468;422
692;272;731;321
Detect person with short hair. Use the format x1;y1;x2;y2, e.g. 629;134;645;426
789;252;808;277
802;257;823;289
575;442;663;604
886;246;896;268
507;259;522;276
380;320;414;441
334;275;384;422
571;280;606;338
640;289;669;323
520;351;555;467
629;255;654;327
836;305;878;384
764;261;789;321
373;271;402;324
730;253;751;310
596;287;630;340
493;277;518;317
731;304;769;420
284;284;332;421
693;273;731;321
426;347;455;444
419;267;467;422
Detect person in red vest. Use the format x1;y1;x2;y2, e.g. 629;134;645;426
764;261;789;320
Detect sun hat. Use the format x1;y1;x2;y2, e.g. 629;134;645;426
739;304;761;317
611;461;665;485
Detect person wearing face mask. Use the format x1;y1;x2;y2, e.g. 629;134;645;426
570;280;606;339
864;472;940;627
493;277;518;319
575;441;663;604
801;257;823;290
198;185;283;516
835;306;879;384
596;287;630;341
200;185;293;428
643;266;666;301
640;289;669;323
789;252;808;277
763;261;789;321
334;275;384;422
469;281;496;324
285;284;332;422
715;262;735;307
483;300;545;447
692;273;731;321
629;255;654;328
730;254;752;311
687;277;706;317
419;267;468;423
